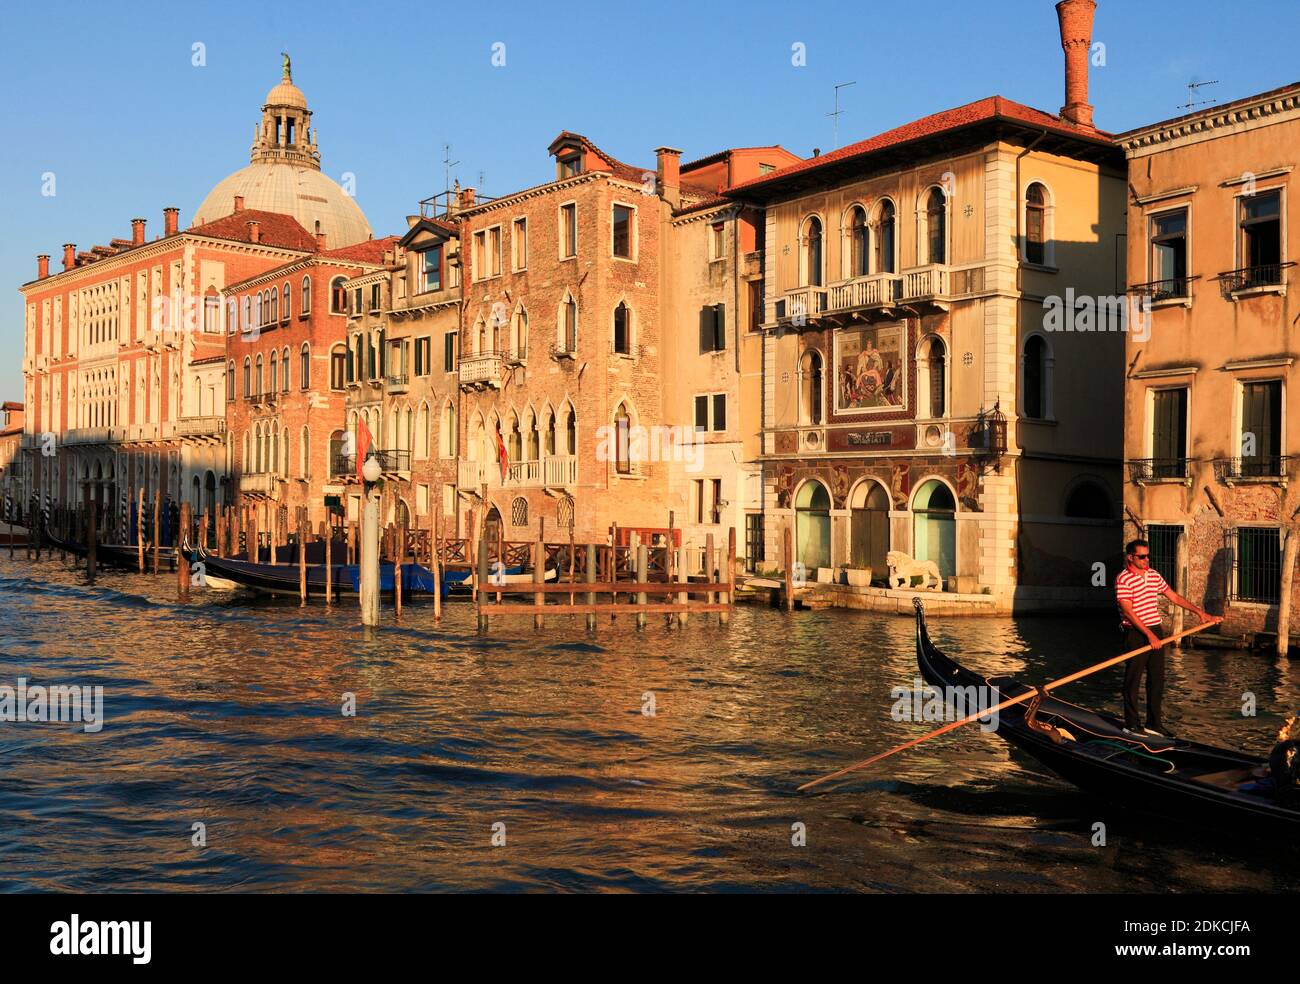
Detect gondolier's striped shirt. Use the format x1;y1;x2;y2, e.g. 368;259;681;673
1115;568;1168;627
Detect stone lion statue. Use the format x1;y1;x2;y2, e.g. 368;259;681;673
887;550;942;590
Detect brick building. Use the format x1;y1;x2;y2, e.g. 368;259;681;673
1116;80;1300;637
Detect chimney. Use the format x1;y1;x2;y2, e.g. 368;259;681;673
655;146;682;208
316;230;327;251
163;206;180;236
458;186;477;210
131;218;146;246
233;195;245;213
406;214;420;229
247;220;261;244
36;255;49;280
62;244;76;270
1056;0;1097;128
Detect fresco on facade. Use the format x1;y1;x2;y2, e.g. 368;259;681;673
835;324;905;413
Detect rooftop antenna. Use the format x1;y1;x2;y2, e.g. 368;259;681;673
1182;79;1219;112
442;143;460;197
826;81;856;150
478;169;486;193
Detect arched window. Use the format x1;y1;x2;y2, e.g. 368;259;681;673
281;282;290;321
508;413;522;463
917;336;947;419
613;301;630;355
800;216;824;287
300;426;310;478
416;403;430;460
255;354;263;396
441;402;456;459
512;497;529;527
613;403;631;474
565;405;577;456
847;205;868;278
242;357;251;397
924;188;947;265
513;307;529;361
269;285;278;323
873;199;897;274
226;360;235;402
1025;182;1048;265
1023;335;1049;419
281;427;289;477
800;350;823;425
329;344;345;391
298;343;309;390
269;350;278;394
242;432;250;474
525;411;540;461
301;276;311;315
281;346;290;392
330;276;347;314
544;412;556;456
1065;481;1112;519
561;296;578;353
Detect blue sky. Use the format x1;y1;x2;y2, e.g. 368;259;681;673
1;0;1296;399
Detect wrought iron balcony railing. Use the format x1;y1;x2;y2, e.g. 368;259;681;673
1216;262;1294;297
1214;455;1292;483
1129;276;1193;302
1128;457;1191;483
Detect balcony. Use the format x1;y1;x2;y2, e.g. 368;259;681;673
459;352;505;389
331;453;356;480
459;459;489;490
1217;262;1294;299
176;416;226;442
1214;455;1291;485
1128;457;1192;485
239;473;276;496
375;448;411;476
62;427;123;446
775;286;828;325
1129;276;1194;304
901;265;951;305
385;370;410;394
827;273;903;316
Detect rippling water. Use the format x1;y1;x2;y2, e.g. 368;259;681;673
0;552;1295;892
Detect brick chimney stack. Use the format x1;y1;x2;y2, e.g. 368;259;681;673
1056;0;1097;128
234;195;245;212
247;220;261;244
316;230;327;251
458;186;477;210
131;218;146;246
36;255;49;280
655;146;682;208
163;206;180;237
63;244;76;270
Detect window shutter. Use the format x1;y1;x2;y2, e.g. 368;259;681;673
713;304;726;351
699;307;712;353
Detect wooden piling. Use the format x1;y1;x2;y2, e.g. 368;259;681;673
477;537;489;633
636;542;648;630
783;525;794;612
432;508;441;621
1173;530;1189;645
706;532;716;606
1280;527;1299;658
270;507;278;566
298;510;308;607
137;489;145;571
585;543;597;631
676;545;689;627
324;518;333;607
721;527;735;625
152;491;161;575
85;488;97;584
177;502;190;602
567;524;575;607
533;519;545;631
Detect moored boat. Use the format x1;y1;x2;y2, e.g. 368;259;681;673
913;600;1300;835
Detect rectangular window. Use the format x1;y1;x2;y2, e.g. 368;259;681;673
612;204;633;259
693;479;706;524
712;393;727;432
472;231;486;281
353;287;363;316
1149;209;1188;298
560;155;582;178
694;395;709;433
710;479;723;524
710;223;725;261
561;203;577;258
1146;523;1183;588
744;513;765;572
415;336;431;377
1241;379;1282;476
444;331;457;373
330;349;346;391
1236;526;1281;603
1240;190;1282;284
699;304;726;353
1151;387;1188;479
370;284;381;311
512;217;527;270
489;226;502;277
421;246;442;293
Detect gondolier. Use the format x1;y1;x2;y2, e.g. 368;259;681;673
1115;538;1215;738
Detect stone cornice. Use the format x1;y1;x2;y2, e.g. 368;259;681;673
1119;86;1300;157
457;172;604;219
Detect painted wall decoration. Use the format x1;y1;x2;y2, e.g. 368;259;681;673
835;323;906;414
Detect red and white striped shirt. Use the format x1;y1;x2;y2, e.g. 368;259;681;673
1116;567;1168;627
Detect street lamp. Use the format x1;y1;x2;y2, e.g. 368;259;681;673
362;454;382;485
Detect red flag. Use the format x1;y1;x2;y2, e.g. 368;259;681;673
357;417;373;483
495;420;510;479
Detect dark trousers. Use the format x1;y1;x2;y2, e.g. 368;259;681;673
1122;624;1166;730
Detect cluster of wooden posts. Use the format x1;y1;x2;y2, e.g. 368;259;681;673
472;518;736;632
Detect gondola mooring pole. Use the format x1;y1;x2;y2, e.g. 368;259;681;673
359;457;382;628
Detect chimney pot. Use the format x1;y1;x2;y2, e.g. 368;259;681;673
234;195;245;212
131;218;146;246
36;255;50;279
1056;0;1097;128
655;146;683;207
246;220;261;244
163;207;180;236
62;244;76;270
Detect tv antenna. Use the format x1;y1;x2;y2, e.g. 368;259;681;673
442;143;460;195
1182;80;1219;112
826;81;856;149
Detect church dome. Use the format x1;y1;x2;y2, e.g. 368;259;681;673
192;57;372;249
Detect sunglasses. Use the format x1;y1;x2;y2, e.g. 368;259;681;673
1131;553;1150;560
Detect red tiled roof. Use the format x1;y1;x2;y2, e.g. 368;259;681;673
728;96;1113;196
317;235;401;264
186;209;318;251
2;402;23;412
191;354;226;366
681;146;791;173
547;130;650;184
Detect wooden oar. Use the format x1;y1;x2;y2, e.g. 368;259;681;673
798;617;1222;792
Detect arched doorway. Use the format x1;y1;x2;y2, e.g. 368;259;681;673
849;480;890;576
483;505;503;553
395;498;411;530
913;479;956;581
794;480;831;572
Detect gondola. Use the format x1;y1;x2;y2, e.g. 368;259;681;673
43;526;179;571
185;542;554;600
913;599;1300;835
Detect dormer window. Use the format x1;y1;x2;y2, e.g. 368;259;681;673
559;154;583;179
